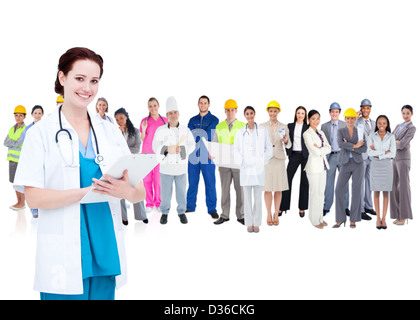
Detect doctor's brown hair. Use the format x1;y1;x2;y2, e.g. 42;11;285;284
55;47;104;96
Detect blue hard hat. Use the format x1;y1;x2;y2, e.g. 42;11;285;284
329;102;341;110
360;98;372;107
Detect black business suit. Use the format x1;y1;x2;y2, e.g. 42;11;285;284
280;122;309;212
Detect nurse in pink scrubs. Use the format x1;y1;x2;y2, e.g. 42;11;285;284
140;97;168;211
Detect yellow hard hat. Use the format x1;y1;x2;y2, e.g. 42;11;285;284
56;95;64;103
267;100;281;111
343;108;358;118
224;99;238;109
14;105;26;114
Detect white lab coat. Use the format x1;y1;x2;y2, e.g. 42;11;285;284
13;105;131;295
233;124;272;186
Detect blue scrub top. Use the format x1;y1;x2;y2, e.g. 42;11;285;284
79;130;121;279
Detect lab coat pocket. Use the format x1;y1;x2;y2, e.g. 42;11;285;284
38;207;64;235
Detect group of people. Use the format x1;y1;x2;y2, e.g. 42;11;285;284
3;47;416;300
6;95;416;232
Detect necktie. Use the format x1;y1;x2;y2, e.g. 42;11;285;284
365;119;371;133
331;123;337;151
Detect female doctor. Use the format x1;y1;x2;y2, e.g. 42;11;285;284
13;47;146;300
234;106;272;233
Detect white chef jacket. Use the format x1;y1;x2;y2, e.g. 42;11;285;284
233;124;272;186
13;105;131;295
152;123;195;176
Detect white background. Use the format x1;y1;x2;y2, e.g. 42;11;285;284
0;0;419;300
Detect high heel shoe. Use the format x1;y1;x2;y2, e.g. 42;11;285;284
395;219;408;226
267;215;273;226
332;221;346;228
299;210;305;218
278;210;286;217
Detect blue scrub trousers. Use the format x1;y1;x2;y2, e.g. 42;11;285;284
40;277;116;300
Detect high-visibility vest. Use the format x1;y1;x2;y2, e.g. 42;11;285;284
7;124;26;162
215;120;246;145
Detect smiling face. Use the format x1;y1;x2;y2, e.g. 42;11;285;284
225;108;237;122
244;109;255;124
376;117;388;133
198;98;210;114
296;109;306;123
267;107;279;121
361;105;371;118
96;100;108;116
148;100;160;116
329;109;340;122
402;108;413;122
31;108;43;123
309;113;320;129
167;110;179;124
58;59;101;110
345;117;356;127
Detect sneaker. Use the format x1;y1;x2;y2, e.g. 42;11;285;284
179;214;188;224
160;214;168;224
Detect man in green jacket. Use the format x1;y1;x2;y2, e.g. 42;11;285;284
213;99;245;225
4;105;27;210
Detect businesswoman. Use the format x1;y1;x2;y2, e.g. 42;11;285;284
279;106;309;218
303;110;331;229
367;115;396;229
333;108;367;229
95;97;114;123
261;101;291;226
390;105;416;225
13;47;146;299
114;107;148;225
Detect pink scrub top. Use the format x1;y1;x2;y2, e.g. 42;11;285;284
140;115;168;153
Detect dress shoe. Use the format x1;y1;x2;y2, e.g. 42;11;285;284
299;211;305;218
142;219;149;224
160;214;168;224
345;208;350;217
323;209;329;216
364;207;376;215
237;218;245;225
214;217;229;225
210;212;219;219
185;209;195;213
179;214;188;224
122;220;128;226
361;212;372;221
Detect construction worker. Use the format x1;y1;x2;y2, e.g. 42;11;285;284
333;108;367;229
212;99;246;225
356;98;376;220
56;95;64;106
321;102;350;216
4;105;27;210
186;95;219;218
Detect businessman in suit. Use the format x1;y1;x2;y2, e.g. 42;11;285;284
320;102;349;216
356;98;377;221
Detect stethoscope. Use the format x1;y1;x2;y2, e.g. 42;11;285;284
243;122;259;136
147;114;167;125
56;105;104;167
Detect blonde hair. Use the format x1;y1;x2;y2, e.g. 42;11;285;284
96;97;109;113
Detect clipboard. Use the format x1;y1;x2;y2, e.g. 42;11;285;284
81;153;164;204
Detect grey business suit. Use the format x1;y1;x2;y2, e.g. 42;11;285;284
356;117;376;212
335;127;367;223
321;120;349;211
390;122;416;220
120;129;147;221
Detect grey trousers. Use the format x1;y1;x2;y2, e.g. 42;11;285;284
243;185;263;227
120;199;147;221
219;167;244;220
335;158;364;223
360;157;374;211
324;153;349;211
390;159;412;220
160;173;187;215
